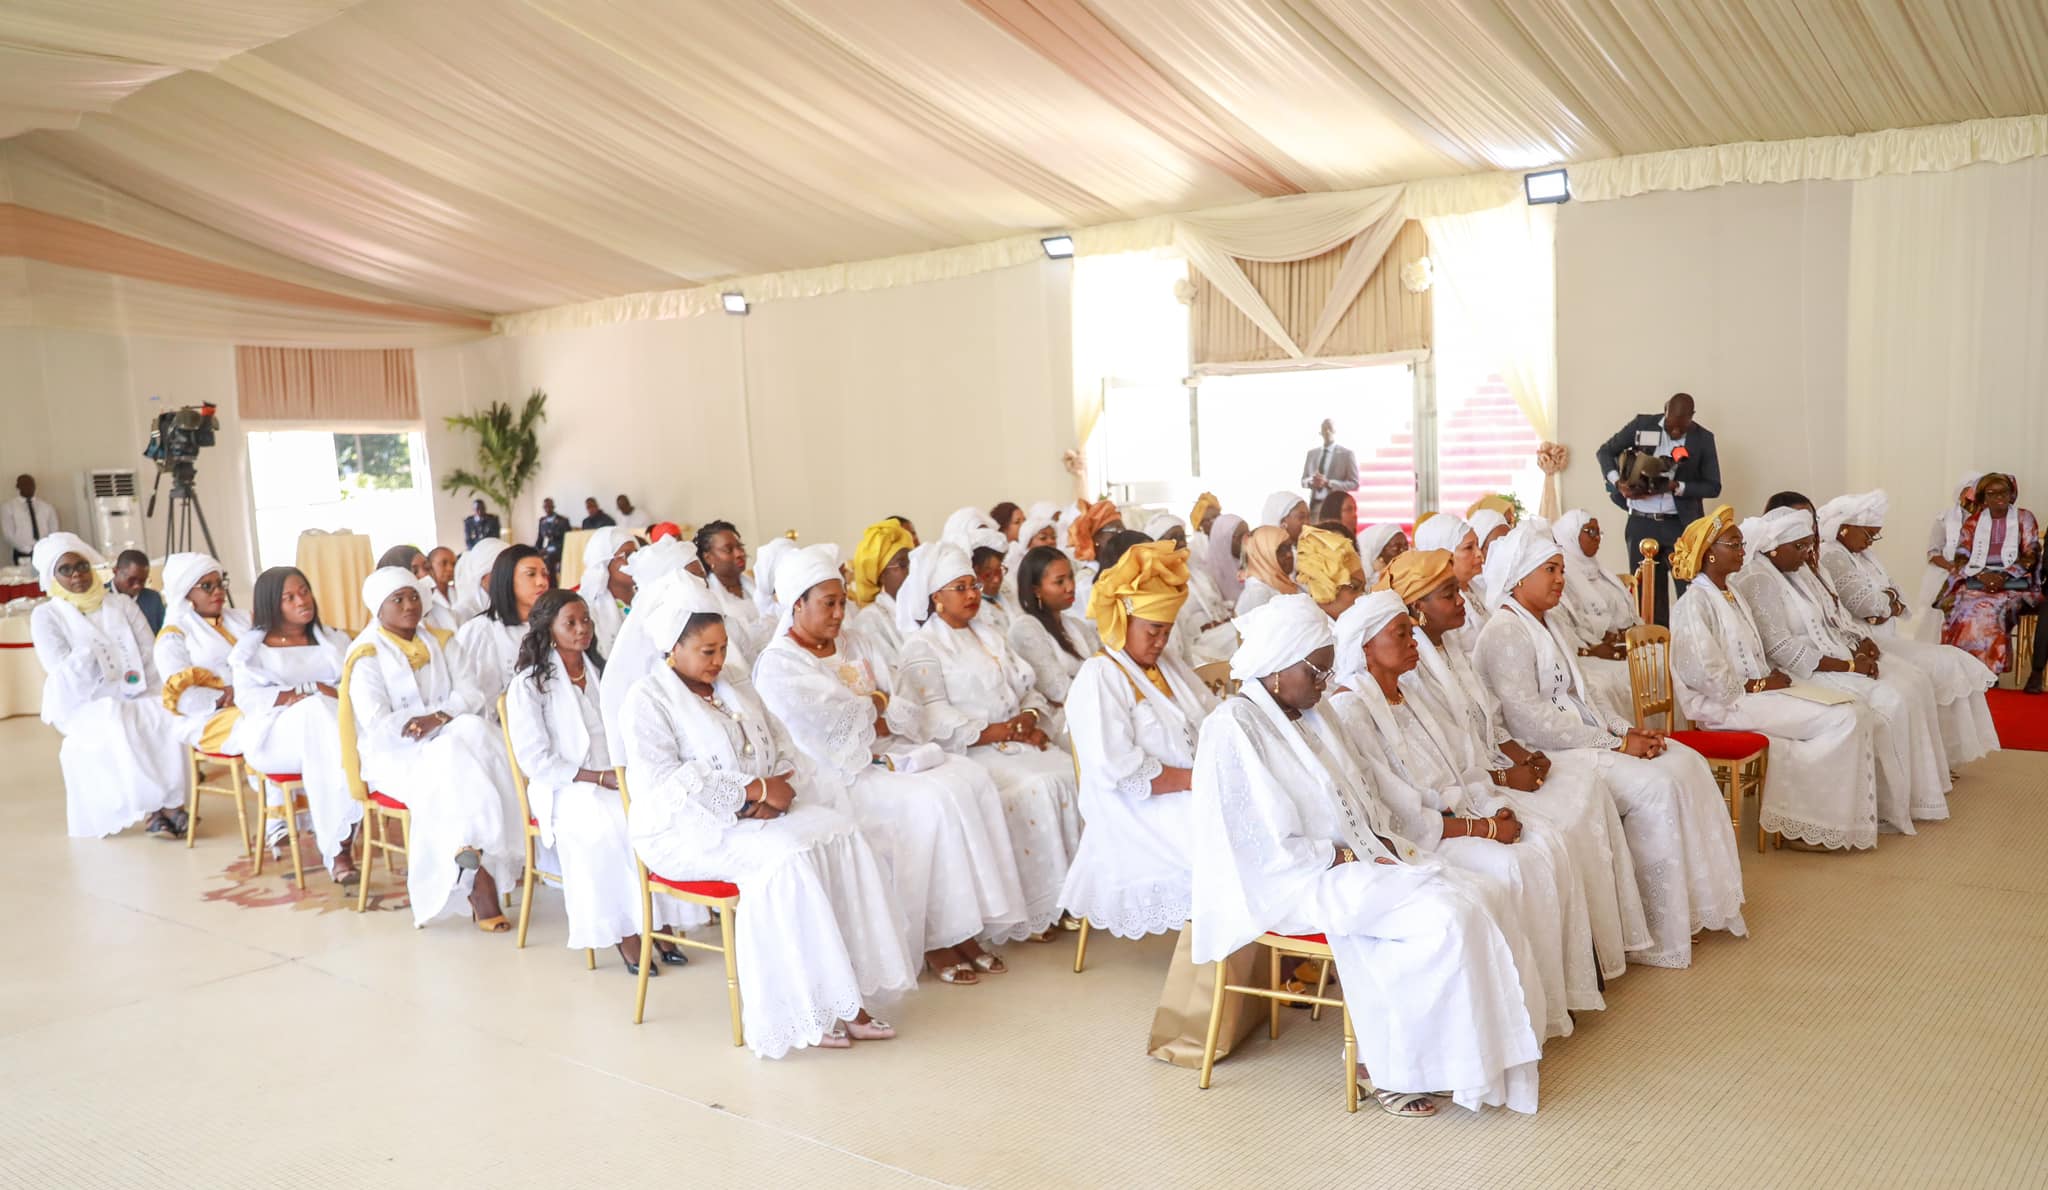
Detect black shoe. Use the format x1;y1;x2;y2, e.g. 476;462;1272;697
2025;671;2044;695
658;946;689;966
619;949;660;977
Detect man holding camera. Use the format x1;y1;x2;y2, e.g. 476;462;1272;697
1595;392;1720;626
4;474;59;564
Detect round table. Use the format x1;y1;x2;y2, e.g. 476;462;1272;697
296;533;376;632
0;615;42;719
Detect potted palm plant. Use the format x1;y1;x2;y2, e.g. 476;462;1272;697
440;388;547;524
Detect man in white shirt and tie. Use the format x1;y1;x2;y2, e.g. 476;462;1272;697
1299;419;1359;518
3;474;59;563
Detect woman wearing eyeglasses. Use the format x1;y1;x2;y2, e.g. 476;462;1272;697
895;542;1084;945
847;519;916;665
29;533;188;838
1544;511;1640;726
153;553;252;758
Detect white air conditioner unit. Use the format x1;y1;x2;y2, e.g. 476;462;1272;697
79;469;141;559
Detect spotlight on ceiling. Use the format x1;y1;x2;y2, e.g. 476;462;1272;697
1524;168;1570;205
720;292;749;315
1040;235;1076;259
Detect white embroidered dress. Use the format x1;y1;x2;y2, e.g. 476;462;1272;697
32;594;186;837
153;606;253;751
1005;609;1099;741
230;627;362;866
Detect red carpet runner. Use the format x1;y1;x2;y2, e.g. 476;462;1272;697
1989;689;2048;752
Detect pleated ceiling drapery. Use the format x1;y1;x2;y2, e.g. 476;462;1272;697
234;345;419;422
1191;220;1430;366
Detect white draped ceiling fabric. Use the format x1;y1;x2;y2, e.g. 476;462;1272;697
2;0;2045;346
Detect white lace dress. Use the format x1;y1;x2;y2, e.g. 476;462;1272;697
31;595;186;837
1006;610;1099;742
1474;601;1747;969
1671;577;1880;849
752;630;1030;951
621;664;918;1058
1057;649;1215;939
1551;554;1640;727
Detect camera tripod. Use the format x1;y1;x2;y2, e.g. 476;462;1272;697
147;459;221;561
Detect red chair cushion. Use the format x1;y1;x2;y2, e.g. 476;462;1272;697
196;750;242;760
1668;730;1769;761
527;817;539;827
1271;932;1328;944
368;791;408;811
649;874;740;900
253;772;303;784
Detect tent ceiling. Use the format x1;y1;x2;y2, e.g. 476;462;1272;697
4;0;2045;322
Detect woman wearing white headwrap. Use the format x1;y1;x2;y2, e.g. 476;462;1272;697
895;542;1085;941
1058;541;1217;940
1732;507;1950;829
1190;594;1544;1116
1544;511;1641;727
1258;492;1309;544
1914;474;1981;643
1415;515;1490;639
1007;544;1101;741
453;543;553;710
30;533;188;839
1354;524;1408;588
1329;590;1586;1036
230;565;361;880
340;567;522;930
452;537;508;621
753;544;1030;984
1463;509;1511;611
1003;511;1061;609
153;552;251;754
575;525;640;657
621;577;918;1054
1819;492;1998;764
1206;514;1250;606
506;588;698;971
1472;522;1747;969
1669;508;1882;850
1383;549;1648;985
1143;514;1236;666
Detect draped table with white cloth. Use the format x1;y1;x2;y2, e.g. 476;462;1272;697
295;533;375;632
559;529;597;593
0;615;41;719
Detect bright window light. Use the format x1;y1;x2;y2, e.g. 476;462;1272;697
1041;235;1076;259
1524;168;1570;205
721;292;749;315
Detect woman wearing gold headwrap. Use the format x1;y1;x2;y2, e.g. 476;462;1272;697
1296;526;1367;619
1067;499;1124;613
1233;525;1298;616
848;519;917;664
1467;492;1519;528
1378;549;1648;985
1058;541;1218;940
30;533;188;839
1673;509;1882;850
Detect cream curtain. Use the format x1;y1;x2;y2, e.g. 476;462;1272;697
235;346;420;421
1191;220;1429;365
1423;202;1560;515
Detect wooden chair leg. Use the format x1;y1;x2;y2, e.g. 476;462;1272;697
718;905;742;1048
632;880;655;1024
1342;1004;1360;1113
1198;960;1230;1090
515;834;538;950
184;751;202;850
585;947;596;970
229;759;252;858
251;787;269;878
355;813;376;913
1072;917;1091;974
1310;958;1332;1022
282;787;306;886
1268;947;1282;1040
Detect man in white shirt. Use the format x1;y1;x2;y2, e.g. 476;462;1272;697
3;474;59;563
1594;393;1722;626
1298;419;1358;513
613;493;651;531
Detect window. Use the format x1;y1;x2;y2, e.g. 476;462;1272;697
1186;365;1417;530
246;430;437;570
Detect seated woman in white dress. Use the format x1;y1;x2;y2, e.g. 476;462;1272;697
1472;522;1747;969
1545;511;1641;726
1819;490;1997;764
1258;491;1309;546
1463;509;1511;612
454;544;553;708
894;542;1084;942
1914;473;1980;643
754;544;1031;984
575;525;641;658
1331;589;1594;1034
1059;540;1216;940
620;583;917;1055
1206;513;1249;609
379;545;458;633
30;533;188;839
153;552;251;760
1414;515;1490;641
1733;507;1949;829
340;568;522;931
1142;513;1236;666
849;518;917;664
1296;526;1367;620
1007;544;1101;742
695;520;770;659
1669;508;1881;850
970;545;1015;637
452;537;508;621
1233;525;1298;616
1379;549;1647;986
230;566;364;881
1190;594;1545;1117
507;589;697;973
1355;523;1408;589
1001;511;1060;611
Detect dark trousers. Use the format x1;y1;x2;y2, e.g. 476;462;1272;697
1625;512;1686;627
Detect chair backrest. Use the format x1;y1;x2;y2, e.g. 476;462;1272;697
1193;659;1237;697
336;644;374;804
2017;613;2039;682
1631;540;1660;624
615;766;631;813
497;693;537;825
1624;624;1675;731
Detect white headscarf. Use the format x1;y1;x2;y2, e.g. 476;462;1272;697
160;552;223;615
941;506;1005;556
895;542;974;636
1466;509;1509;555
751;537;799;615
1027;500;1060;523
1229;592;1335;681
770;543;842;640
1937;472;1980;559
1207;514;1247;602
1742;507;1812;556
1259;491;1306;529
32;532;104;592
1142;512;1187;542
360;566;419;622
576;526;634;604
1478;519;1563;611
1332;588;1410;691
454;538;508;618
1818;490;1887;542
1354;523;1405;584
1413;514;1471;554
639;570;724;654
625;536;694;585
1549;508;1631;605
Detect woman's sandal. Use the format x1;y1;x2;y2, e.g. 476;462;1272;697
472;910;511;933
453;848;482;871
1369;1087;1438;1118
930;962;979;985
970;952;1007;974
846;1017;896;1041
817;1024;853;1049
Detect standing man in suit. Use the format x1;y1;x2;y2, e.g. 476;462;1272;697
1300;419;1359;510
3;474;59;563
1595;392;1721;626
535;497;571;582
463;498;501;549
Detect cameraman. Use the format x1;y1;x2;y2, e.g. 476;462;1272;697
1595;392;1720;626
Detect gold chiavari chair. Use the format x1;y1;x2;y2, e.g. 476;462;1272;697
616;767;743;1045
497;694;595;968
1198;931;1358;1114
1625;624;1772;852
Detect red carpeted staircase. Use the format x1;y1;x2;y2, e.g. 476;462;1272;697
1988;689;2047;751
1352;375;1538;525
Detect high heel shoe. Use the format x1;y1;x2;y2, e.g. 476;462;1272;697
619;946;661;977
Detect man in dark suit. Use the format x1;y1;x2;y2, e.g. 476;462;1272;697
1595;392;1720;626
535;498;571;582
463;499;501;549
579;497;615;529
1299;419;1359;508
